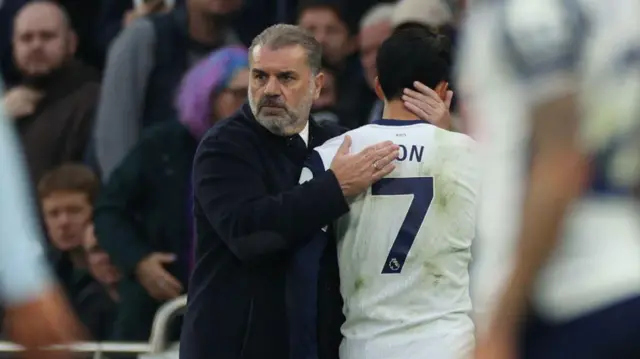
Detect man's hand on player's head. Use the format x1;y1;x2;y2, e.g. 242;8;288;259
402;81;453;130
330;135;399;197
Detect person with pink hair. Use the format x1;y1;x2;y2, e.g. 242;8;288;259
92;45;249;342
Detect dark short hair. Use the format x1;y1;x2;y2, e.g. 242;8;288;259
38;163;100;204
376;28;450;101
249;24;323;74
393;22;454;65
297;0;355;34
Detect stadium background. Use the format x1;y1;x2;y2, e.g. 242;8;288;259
0;0;466;357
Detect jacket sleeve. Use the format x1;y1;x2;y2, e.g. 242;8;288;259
94;19;156;181
93;136;154;276
194;133;349;264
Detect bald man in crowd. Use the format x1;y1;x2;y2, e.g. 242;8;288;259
2;1;99;185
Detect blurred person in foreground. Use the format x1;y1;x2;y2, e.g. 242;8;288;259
0;97;84;359
94;0;242;180
457;0;640;358
301;28;478;359
2;1;99;185
38;164;117;340
94;46;249;342
95;0;185;63
181;24;400;359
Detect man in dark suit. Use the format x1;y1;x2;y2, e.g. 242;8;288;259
180;24;399;359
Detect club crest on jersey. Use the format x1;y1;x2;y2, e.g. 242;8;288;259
387;258;401;272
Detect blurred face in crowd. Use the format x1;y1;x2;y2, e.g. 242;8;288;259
41;191;92;252
211;69;249;122
249;44;323;136
359;20;391;89
12;2;77;78
313;68;336;110
190;0;242;17
83;225;121;287
298;7;353;66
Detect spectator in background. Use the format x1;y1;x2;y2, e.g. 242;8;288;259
297;0;368;129
2;1;99;185
82;224;120;339
1;0;104;84
94;0;242;181
358;3;394;124
95;0;184;64
93;46;249;342
37;163;117;340
312;63;340;126
297;0;355;70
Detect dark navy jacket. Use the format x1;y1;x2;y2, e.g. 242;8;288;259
180;104;347;359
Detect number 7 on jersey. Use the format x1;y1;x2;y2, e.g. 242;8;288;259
372;177;434;274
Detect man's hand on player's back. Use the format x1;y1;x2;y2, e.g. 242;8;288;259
330;135;399;197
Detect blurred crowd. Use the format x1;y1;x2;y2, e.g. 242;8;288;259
0;0;463;344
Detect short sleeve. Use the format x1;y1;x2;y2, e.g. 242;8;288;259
500;0;588;102
314;135;346;169
300;134;346;184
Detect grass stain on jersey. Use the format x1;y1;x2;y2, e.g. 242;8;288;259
354;277;365;293
422;261;445;287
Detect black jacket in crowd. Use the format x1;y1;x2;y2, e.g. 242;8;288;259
180;104;348;359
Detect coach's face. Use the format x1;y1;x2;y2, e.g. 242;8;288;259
248;44;323;136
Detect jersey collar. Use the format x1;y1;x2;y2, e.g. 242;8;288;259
371;119;431;126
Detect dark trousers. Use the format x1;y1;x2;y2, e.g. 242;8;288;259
521;295;640;359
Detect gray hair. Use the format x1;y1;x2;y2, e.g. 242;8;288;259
249;24;323;74
359;3;395;31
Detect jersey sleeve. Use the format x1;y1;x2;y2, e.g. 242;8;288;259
500;0;588;103
305;135;346;177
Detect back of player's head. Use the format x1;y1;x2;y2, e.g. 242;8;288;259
375;28;449;101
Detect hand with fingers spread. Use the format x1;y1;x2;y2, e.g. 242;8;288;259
330;135;400;197
135;252;184;301
402;81;454;130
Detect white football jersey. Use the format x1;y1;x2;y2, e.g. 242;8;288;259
457;0;640;331
302;119;479;359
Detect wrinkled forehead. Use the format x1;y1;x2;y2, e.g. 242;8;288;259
250;45;310;74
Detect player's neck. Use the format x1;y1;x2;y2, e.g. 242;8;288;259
381;100;421;121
